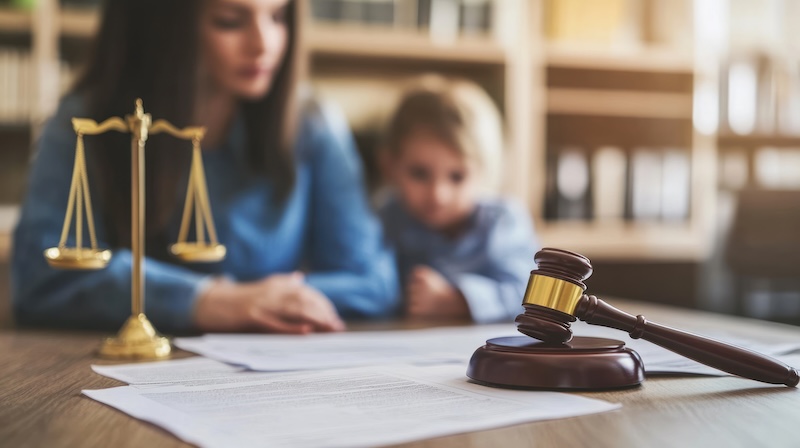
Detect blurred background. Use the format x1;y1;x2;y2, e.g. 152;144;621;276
1;0;799;327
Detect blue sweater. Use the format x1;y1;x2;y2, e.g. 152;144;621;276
379;196;538;323
12;95;399;332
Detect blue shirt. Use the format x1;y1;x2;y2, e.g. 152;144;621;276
379;196;539;323
12;95;399;332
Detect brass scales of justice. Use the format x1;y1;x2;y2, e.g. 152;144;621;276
43;99;226;359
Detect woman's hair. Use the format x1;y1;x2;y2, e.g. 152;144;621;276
72;0;301;255
384;75;504;193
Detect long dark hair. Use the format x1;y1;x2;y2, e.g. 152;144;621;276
73;0;301;255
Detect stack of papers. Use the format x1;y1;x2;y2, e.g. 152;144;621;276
174;323;800;376
87;361;620;448
85;323;800;447
174;325;513;371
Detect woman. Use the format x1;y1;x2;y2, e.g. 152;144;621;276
12;0;398;334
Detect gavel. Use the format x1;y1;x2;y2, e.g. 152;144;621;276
467;248;799;390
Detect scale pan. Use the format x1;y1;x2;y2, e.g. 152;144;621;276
44;247;112;270
169;242;226;262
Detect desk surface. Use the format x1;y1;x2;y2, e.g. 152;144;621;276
2;300;800;448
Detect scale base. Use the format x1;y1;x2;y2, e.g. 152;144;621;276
467;336;645;390
99;313;171;360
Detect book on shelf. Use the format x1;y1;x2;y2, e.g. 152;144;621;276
754;147;800;189
339;0;367;23
776;64;800;136
721;53;800;137
629;149;663;221
417;0;431;28
643;0;692;50
545;146;692;223
59;0;102;8
545;0;638;48
660;149;690;221
723;59;758;135
459;0;491;35
552;147;591;220
628;148;691;222
718;150;749;190
591;146;626;221
0;47;75;126
428;0;460;43
0;47;32;126
394;0;418;28
310;0;493;35
311;0;342;21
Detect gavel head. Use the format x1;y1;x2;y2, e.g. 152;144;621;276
515;248;594;344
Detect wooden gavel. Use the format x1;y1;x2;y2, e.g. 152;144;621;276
513;248;799;387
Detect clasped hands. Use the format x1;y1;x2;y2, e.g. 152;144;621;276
193;264;470;334
405;265;470;320
194;272;346;334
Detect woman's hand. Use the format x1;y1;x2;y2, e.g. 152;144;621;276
405;265;470;319
193;272;346;334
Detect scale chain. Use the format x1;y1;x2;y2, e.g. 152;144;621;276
58;134;83;250
78;134;99;250
192;139;219;245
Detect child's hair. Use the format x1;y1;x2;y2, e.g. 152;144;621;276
384;75;504;193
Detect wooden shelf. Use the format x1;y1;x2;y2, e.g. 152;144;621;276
0;206;19;262
538;221;709;261
545;43;694;73
307;23;504;65
0;122;32;132
0;233;9;262
59;8;98;39
0;8;98;39
0;8;32;34
547;88;692;119
718;134;800;148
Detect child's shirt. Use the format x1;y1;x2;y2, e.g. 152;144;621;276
379;195;539;323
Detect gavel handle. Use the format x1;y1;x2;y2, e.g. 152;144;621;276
575;295;800;387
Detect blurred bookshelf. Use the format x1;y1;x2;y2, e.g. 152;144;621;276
0;8;32;33
305;0;524;195
306;23;504;64
0;0;709;264
0;0;93;262
300;0;725;264
3;0;800;272
537;0;714;263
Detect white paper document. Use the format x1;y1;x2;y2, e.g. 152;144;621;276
84;364;620;448
91;357;290;388
174;325;517;371
93;357;244;384
174;323;800;377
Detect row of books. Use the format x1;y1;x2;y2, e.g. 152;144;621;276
722;53;800;137
719;148;800;190
0;0;99;10
0;48;73;126
62;0;100;6
544;147;691;222
310;0;492;35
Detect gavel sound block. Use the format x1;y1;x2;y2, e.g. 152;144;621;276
466;248;800;390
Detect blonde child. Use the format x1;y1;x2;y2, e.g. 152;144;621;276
380;76;539;322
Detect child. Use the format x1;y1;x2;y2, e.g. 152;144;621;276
379;75;539;323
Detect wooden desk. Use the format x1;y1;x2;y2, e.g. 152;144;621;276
2;301;800;448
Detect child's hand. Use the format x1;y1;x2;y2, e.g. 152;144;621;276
406;265;470;319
